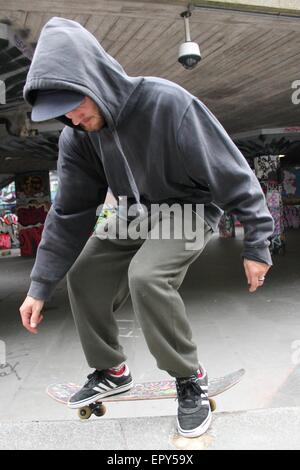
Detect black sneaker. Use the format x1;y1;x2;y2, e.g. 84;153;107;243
68;364;133;408
176;367;212;438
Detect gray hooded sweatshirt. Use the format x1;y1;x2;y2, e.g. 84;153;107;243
23;17;274;301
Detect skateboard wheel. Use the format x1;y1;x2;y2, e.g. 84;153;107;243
78;406;92;420
209;398;217;412
93;404;106;417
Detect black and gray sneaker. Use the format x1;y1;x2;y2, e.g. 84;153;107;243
176;367;212;438
68;364;133;409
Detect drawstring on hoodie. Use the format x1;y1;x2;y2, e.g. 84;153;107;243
111;128;145;220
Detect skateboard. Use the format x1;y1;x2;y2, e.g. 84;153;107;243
46;368;245;420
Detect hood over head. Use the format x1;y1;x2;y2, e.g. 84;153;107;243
23;17;143;130
24;17;145;217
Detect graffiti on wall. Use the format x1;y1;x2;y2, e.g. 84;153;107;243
283;205;300;229
15;173;50;257
17;205;48;227
0;212;19;249
0;181;19;249
0;182;16;208
218;213;236;239
18;226;44;257
282;166;300;204
254;155;286;255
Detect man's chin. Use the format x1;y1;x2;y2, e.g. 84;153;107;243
81;124;100;132
81;121;103;132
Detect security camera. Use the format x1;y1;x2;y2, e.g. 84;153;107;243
178;10;201;70
178;41;201;70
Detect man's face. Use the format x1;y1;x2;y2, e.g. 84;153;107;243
65;96;106;131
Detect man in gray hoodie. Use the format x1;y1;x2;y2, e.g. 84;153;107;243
19;18;273;438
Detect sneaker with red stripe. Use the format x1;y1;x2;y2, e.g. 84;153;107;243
68;363;133;408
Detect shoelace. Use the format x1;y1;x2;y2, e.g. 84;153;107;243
176;378;205;405
84;370;106;388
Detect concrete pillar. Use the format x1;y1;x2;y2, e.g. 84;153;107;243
254;155;285;254
15;171;51;257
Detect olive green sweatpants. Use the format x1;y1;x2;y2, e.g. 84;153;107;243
67;210;213;378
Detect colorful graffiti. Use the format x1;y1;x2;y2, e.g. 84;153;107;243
0;212;19;249
17;204;48;227
17;174;47;198
283;205;300;229
18;226;44;257
254;156;286;255
218;212;236;238
17;203;49;256
0;181;18;251
282;166;300;205
93;206;116;233
0;182;16;209
15;173;50;257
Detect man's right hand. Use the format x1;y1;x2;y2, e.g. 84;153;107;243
19;296;45;334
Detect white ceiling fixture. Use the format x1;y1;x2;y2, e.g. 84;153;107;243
178;6;201;70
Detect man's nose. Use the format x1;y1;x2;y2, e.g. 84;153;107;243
65;110;81;125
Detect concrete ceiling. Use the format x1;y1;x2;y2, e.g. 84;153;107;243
0;0;300;178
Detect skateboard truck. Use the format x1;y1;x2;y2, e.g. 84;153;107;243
78;402;106;419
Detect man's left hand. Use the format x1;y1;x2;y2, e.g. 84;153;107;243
243;259;271;293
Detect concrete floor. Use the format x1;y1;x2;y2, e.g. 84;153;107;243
2;407;300;450
0;228;300;424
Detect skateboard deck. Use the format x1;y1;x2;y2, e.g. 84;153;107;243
47;368;245;420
